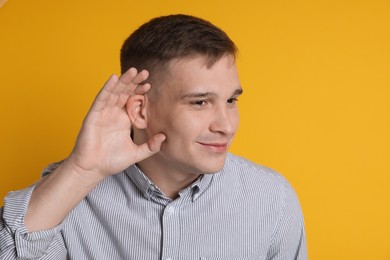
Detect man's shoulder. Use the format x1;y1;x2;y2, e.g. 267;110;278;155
225;153;283;178
223;153;291;190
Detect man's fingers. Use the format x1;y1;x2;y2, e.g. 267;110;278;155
133;133;166;162
131;69;149;85
90;68;151;112
115;68;149;94
90;74;119;111
111;68;150;107
147;133;166;153
112;68;138;95
134;83;151;95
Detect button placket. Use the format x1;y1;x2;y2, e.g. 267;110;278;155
161;203;180;260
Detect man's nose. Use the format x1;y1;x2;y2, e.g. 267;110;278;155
209;105;237;135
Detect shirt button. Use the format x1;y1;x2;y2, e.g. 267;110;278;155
193;193;200;200
166;206;175;216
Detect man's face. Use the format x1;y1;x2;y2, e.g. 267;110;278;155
145;55;242;176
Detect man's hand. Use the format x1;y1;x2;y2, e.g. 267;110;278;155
66;68;166;180
25;68;165;232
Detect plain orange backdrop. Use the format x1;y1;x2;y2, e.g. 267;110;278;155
1;1;389;259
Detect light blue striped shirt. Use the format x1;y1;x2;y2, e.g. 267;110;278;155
0;153;307;259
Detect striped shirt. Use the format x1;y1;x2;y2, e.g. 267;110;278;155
0;153;307;259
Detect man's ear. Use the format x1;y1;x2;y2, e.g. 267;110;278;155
126;95;147;129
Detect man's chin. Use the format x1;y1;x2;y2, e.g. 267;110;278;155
197;157;227;174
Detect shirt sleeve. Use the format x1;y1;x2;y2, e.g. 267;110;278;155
266;178;308;260
0;163;67;259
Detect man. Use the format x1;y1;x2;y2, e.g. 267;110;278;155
0;14;307;259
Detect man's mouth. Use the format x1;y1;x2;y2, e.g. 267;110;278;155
197;142;229;153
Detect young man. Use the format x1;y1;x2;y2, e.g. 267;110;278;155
0;15;307;259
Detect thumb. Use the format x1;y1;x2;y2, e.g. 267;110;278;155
133;133;166;162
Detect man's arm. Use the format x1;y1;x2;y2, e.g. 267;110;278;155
0;68;166;260
266;179;308;260
25;68;166;232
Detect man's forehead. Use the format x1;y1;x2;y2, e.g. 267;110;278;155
167;54;236;70
148;54;240;99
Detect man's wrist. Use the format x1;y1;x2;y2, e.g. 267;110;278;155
58;157;106;188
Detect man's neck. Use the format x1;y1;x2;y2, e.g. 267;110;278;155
136;157;201;199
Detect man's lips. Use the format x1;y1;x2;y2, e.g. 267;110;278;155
197;142;229;153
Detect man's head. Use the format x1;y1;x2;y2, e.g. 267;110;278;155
120;14;237;86
123;15;242;178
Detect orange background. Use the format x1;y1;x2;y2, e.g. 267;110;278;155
1;1;389;259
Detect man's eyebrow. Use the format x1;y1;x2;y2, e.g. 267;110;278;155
233;88;243;96
180;87;243;99
180;92;216;99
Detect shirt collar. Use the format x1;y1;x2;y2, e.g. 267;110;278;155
125;164;214;202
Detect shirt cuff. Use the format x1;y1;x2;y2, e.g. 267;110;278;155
3;186;63;258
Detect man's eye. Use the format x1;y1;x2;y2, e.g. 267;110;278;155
193;100;207;106
227;98;238;104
